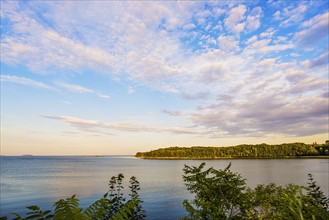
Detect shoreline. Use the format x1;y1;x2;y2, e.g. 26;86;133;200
136;156;329;160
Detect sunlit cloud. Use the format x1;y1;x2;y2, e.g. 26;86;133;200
43;115;206;136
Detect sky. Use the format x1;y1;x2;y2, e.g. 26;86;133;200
1;0;328;155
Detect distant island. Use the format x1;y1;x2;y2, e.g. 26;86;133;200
135;142;329;159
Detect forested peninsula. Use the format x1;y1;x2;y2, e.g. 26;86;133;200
135;142;329;159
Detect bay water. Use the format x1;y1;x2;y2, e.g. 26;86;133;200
1;156;328;219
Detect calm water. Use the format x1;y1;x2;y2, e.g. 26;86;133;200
0;156;328;219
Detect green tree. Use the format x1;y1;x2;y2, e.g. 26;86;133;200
129;176;147;220
307;174;329;209
182;163;329;220
182;162;252;219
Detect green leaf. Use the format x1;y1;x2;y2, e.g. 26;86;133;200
26;206;39;211
12;213;22;219
42;210;51;216
119;209;128;219
26;214;43;219
103;192;108;198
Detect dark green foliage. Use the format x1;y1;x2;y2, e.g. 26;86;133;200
83;194;111;219
53;195;89;220
315;142;329;155
307;174;329;209
136;142;329;159
108;173;126;217
7;174;146;220
182;162;252;219
12;206;53;220
250;184;309;219
249;183;283;219
301;174;329;220
181;162;329;220
278;189;306;220
108;199;140;220
129;176;146;220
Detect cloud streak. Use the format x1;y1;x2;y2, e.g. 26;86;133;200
1;75;111;99
55;82;94;94
0;75;55;90
43;115;206;136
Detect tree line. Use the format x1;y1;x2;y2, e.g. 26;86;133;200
135;142;329;159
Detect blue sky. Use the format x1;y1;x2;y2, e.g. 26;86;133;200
1;1;328;155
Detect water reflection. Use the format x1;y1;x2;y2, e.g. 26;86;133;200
1;156;328;219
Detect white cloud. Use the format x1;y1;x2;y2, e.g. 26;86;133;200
245;7;262;32
223;5;262;35
1;74;111;99
1;1;328;139
183;23;196;30
301;52;329;69
55;82;94;94
212;7;225;17
0;39;40;65
190;93;328;137
255;58;277;69
246;35;258;45
43;116;101;133
162;110;181;116
1;75;55;90
97;94;111;99
218;35;240;52
1;32;118;75
127;87;135;95
224;5;247;34
181;92;209;100
295;12;329;46
259;28;275;38
44;115;205;135
290;53;300;57
245;38;294;54
281;3;308;27
273;11;281;20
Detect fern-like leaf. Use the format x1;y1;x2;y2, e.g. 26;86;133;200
54;195;89;220
12;213;23;220
84;197;112;219
109;199;138;220
12;205;53;220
